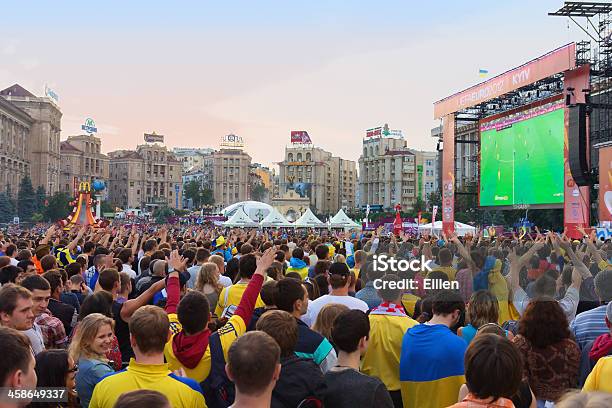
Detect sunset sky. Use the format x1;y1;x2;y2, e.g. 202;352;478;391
1;1;587;168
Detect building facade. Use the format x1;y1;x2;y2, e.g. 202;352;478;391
278;146;357;216
412;150;439;204
172;147;215;173
212;148;251;209
60;135;109;196
0;84;62;194
108;143;183;210
0;96;32;196
359;127;417;211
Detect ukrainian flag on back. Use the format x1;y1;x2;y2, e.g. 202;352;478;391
399;324;467;408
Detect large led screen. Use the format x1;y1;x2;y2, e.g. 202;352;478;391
479;103;564;207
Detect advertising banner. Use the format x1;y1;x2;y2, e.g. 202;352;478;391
599;146;612;223
441;115;455;234
144;133;164;143
286;182;312;198
290;131;312;144
434;43;576;119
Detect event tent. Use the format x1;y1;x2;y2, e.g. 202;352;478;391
223;207;259;228
260;207;293;228
417;221;476;236
330;208;361;229
293;208;325;228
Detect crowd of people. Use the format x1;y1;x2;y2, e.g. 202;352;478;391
0;223;611;408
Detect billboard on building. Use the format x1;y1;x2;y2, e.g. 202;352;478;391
291;131;312;144
286;181;312;198
144;133;164;143
599;145;612;223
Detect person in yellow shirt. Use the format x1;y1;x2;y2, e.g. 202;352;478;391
583;356;612;393
215;254;266;318
362;273;418;408
88;305;205;408
164;249;274;395
427;247;457;280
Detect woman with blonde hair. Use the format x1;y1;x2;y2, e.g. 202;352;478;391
312;303;349;344
195;262;223;313
69;313;115;408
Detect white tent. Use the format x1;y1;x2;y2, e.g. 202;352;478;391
260;207;293;228
293;208;325;228
330;209;361;229
417;221;476;236
223;207;259;228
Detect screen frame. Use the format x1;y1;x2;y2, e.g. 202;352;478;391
478;95;565;210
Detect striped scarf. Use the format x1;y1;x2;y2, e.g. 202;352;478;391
370;302;407;317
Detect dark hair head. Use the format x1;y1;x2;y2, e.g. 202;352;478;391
331;310;370;353
439;248;453;265
291;248;304;260
519;297;571;348
0;265;22;285
177;291;210;334
256;310;298;357
5;244;16;257
115;390;170;408
274;278;305;313
117;248;133;264
238;254;257;279
315;244;330;260
240;244;253;256
432;290;465;316
285;272;301;280
260;281;278;306
98;268;120;292
42;271;63;295
79;291;114;320
0;327;33;386
364;261;384;282
227;331;280;396
314;274;329;296
83;241;95;253
314;260;331;276
35;349;71;388
16;259;34;272
464;334;523;401
143;239;158;253
65;262;82;279
21;274;51;292
40;254;57;272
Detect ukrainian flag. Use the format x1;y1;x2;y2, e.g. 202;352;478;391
479;69;489;78
399;324;467;408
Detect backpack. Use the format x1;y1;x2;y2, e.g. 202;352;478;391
201;331;235;408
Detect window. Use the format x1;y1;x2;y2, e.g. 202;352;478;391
306;153;311;161
288;153;294;161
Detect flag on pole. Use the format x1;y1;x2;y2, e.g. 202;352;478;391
478;69;489;78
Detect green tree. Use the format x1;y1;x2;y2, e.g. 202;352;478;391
426;191;441;209
184;180;202;208
17;176;37;222
35;186;46;214
251;184;268;202
44;192;72;222
201;187;214;207
0;192;16;223
414;196;426;213
101;200;115;215
154;206;174;224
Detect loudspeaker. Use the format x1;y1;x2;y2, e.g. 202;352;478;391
568;103;590;186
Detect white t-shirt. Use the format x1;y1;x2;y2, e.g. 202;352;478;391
10;257;18;266
304;294;369;327
122;264;137;280
219;275;232;287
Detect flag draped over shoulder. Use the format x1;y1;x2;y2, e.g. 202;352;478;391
400;324;467;408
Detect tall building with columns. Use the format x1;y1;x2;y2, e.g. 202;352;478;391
0;96;33;196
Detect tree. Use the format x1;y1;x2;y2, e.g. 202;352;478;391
414;196;426;213
44;192;71;222
35;186;46;214
201;187;214;207
100;200;115;215
251;184;268;202
17;176;37;222
0;192;16;223
184;180;202;208
426;191;442;210
154;206;174;224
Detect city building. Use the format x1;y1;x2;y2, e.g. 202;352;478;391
271;190;311;222
212;147;252;209
108;142;183;210
0;96;33;196
249;163;274;203
411;150;439;204
172;147;215;173
59;135;109;196
359;124;417;211
431;122;479;194
0;84;62;194
278;145;357;216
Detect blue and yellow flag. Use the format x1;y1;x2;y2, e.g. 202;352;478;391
478;69;489;78
400;324;467;408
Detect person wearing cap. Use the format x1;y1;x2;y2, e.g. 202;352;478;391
304;262;368;327
211;236;232;262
